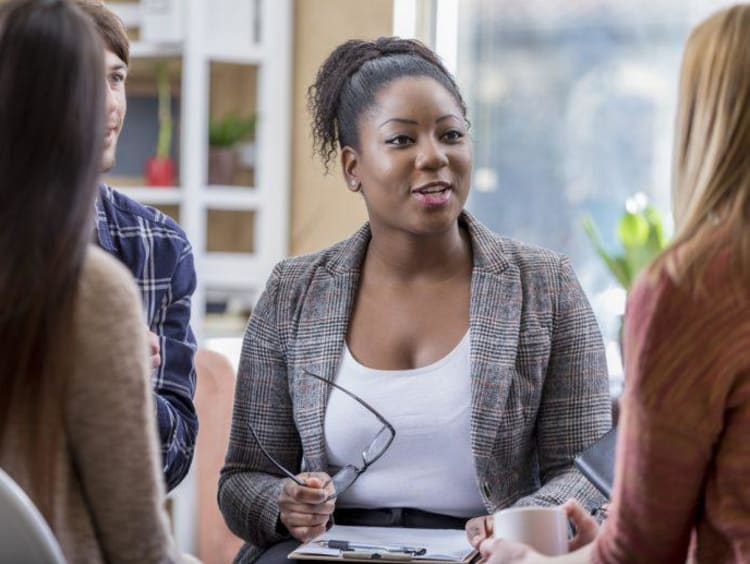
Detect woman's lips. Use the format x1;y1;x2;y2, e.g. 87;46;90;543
412;183;452;206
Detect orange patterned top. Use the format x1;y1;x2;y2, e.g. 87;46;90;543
593;255;750;563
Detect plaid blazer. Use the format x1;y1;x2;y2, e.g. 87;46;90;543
219;212;611;562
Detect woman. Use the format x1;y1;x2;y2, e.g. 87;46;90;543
0;1;179;561
219;37;611;563
478;4;750;563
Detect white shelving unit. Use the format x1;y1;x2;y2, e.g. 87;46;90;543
110;0;292;342
107;0;292;552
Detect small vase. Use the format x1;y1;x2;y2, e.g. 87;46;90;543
208;147;238;186
145;156;175;187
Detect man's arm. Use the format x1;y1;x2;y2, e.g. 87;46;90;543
151;245;198;492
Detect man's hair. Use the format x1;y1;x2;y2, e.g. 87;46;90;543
75;0;129;65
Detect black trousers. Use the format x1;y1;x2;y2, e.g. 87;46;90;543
255;508;469;564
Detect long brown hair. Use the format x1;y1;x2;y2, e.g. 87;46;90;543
0;0;104;519
653;4;750;293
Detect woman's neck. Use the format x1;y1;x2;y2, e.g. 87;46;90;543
364;221;472;283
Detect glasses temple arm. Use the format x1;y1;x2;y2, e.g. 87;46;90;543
302;370;394;428
248;424;306;486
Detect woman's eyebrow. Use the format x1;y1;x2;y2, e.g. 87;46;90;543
378;114;462;128
378;117;418;128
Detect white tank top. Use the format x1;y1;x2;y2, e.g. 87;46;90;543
324;331;486;518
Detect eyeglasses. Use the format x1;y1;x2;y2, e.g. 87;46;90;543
248;369;396;501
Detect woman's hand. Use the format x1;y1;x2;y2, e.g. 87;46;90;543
278;472;336;543
466;515;493;548
562;499;600;551
478;536;541;564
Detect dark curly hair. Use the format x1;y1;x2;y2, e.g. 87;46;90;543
308;36;468;172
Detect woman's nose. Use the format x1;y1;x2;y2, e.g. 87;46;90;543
415;138;449;169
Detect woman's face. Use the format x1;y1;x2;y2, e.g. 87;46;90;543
342;76;472;238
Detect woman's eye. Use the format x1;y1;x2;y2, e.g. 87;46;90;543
110;73;126;84
443;129;464;142
386;135;413;146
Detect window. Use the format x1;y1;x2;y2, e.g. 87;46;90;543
443;0;734;386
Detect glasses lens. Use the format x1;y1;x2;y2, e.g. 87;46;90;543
331;465;359;496
363;425;392;464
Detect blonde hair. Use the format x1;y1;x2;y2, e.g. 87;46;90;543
655;3;750;292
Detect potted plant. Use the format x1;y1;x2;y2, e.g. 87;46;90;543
144;61;175;187
208;112;256;186
583;193;669;359
582;193;668;292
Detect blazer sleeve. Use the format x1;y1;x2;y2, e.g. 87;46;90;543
218;263;299;547
512;255;612;511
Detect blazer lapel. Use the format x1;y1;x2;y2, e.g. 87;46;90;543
290;226;369;472
464;214;522;479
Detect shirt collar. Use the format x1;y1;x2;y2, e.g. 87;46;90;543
94;183;116;253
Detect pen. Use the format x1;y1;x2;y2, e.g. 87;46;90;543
317;539;427;555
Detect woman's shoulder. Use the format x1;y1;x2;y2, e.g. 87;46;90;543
465;216;569;283
271;226;369;283
464;212;566;271
76;246;142;333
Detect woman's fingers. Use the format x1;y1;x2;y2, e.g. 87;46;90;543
465;515;492;547
478;537;530;564
281;475;332;505
287;523;328;543
278;497;336;516
281;510;331;528
562;499;600;550
279;474;337;543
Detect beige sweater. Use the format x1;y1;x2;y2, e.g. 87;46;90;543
1;246;180;563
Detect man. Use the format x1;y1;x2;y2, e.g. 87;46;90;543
77;0;198;491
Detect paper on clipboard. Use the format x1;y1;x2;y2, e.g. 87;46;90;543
289;525;477;563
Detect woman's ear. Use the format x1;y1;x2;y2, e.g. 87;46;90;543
341;146;361;192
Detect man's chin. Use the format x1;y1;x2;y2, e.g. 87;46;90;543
100;154;116;174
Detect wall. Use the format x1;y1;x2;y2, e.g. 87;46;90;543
290;0;393;256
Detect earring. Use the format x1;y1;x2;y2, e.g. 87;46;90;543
349;179;361;192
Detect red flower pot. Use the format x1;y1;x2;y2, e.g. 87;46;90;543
145;156;175;187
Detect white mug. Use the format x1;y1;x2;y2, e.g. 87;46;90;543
492;506;568;556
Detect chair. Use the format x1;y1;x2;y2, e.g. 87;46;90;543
0;467;66;563
194;348;243;564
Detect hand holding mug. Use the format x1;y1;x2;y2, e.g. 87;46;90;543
492;506;568;557
561;499;600;551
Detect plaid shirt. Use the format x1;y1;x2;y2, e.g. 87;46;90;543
95;184;198;491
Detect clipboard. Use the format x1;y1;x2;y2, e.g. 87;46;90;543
574;426;618;499
289;525;477;564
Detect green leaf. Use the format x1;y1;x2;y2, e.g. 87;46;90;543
582;215;631;288
209;113;256;147
618;212;649;249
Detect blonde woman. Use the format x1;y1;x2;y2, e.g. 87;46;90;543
478;4;750;563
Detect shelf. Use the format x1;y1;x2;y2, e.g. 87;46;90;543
107;2;140;28
131;41;184;59
118;186;182;206
205;45;263;65
202;253;261;288
203;187;260;210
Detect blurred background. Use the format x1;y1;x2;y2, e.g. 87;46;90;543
26;0;742;558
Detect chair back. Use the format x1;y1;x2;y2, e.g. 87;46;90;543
0;467;66;563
